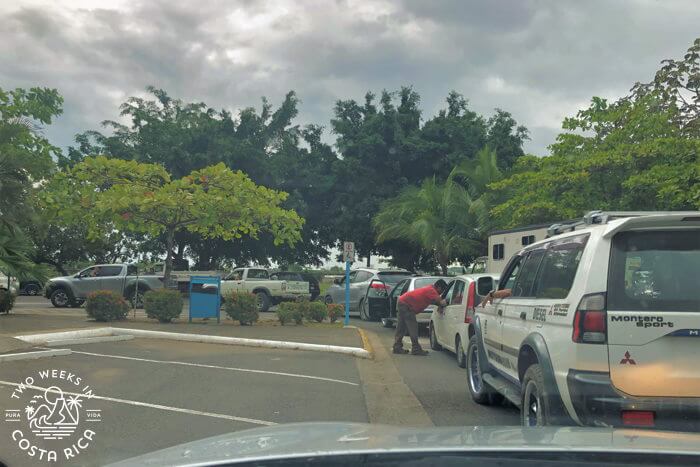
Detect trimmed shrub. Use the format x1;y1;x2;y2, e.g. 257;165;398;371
276;301;297;325
85;290;129;322
0;289;16;314
144;289;183;323
327;304;343;323
224;291;259;325
305;301;328;323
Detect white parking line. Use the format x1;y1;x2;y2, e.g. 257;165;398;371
0;380;276;426
68;349;359;386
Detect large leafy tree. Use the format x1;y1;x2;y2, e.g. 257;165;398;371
43;157;304;281
67;87;335;269
331;88;527;266
0;87;62;279
491;39;700;228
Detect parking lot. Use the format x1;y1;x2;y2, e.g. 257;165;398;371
0;297;518;466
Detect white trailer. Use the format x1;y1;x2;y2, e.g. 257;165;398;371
487;223;551;275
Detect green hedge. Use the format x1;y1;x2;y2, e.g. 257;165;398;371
224;291;259;325
85;290;129;322
304;301;328;323
326;304;343;323
276;302;304;326
144;289;183;323
0;289;15;314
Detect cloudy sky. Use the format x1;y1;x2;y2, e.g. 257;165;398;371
1;0;698;156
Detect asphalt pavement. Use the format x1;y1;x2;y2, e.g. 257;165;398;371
354;319;520;427
0;296;521;466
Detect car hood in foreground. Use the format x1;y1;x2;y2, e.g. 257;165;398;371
108;422;700;466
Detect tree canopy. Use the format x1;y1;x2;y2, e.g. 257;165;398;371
43;157;304;280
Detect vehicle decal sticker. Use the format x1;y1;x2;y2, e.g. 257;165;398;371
620;351;637;365
549;303;569;317
669;329;700;337
610;315;674;328
533;307;547;322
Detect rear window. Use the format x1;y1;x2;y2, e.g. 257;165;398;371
608;230;700;312
414;278;440;289
377;272;412;284
247;269;269;280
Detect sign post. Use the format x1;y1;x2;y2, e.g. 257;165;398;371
342;241;355;326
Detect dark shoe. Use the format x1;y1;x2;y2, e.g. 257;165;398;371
411;349;429;356
393;347;409;354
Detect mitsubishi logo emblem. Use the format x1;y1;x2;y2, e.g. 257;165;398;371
620;351;636;365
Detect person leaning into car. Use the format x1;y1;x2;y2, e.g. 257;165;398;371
393;279;449;356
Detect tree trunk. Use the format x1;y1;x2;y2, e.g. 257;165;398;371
366;253;371;267
440;262;448;276
163;228;175;284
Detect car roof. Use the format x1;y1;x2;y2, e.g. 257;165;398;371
452;273;500;282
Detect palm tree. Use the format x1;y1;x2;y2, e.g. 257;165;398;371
373;147;503;274
374;177;482;275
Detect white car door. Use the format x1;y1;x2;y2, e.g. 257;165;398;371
441;279;466;351
434;281;454;346
481;255;523;376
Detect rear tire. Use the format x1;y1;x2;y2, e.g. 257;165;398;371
466;338;496;405
128;288;148;309
255;291;271;312
429;323;442;350
24;284;40;296
324;295;332;305
521;364;551;427
456;335;466;368
50;289;71;308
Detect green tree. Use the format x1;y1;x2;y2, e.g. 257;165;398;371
0;86;62;279
43;157;304;281
67;87;336;269
491;39;700;228
373;177;482;275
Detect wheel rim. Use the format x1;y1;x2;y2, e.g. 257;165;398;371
430;325;436;347
54;291;68;307
256;294;264;311
457;339;464;365
468;344;483;393
524;380;542;427
325;296;332;305
27;286;38;295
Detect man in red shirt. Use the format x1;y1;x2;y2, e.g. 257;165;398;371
394;279;449;356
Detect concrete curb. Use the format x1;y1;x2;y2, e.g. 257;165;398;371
0;349;72;362
16;327;371;359
46;335;135;347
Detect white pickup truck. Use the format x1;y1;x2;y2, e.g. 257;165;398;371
220;267;310;312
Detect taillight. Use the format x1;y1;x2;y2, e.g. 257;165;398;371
572;293;607;344
464;281;476;323
370;282;389;296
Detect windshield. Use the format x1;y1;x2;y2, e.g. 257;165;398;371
3;1;700;465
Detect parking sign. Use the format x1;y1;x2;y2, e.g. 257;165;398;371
343;241;355;262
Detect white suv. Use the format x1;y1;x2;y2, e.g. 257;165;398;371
467;211;700;431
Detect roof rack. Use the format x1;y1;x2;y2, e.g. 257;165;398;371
547;211;679;237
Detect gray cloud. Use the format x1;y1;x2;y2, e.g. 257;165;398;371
1;0;698;155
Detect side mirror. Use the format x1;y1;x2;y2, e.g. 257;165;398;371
477;277;493;297
333;278;341;285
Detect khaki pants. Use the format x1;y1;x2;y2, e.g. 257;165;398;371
393;303;422;352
